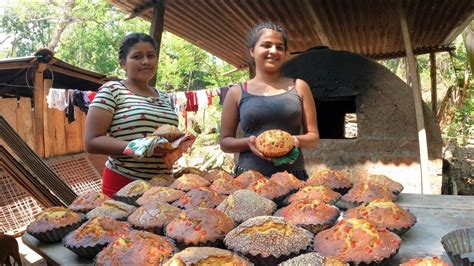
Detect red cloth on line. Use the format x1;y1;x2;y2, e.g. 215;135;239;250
87;91;97;101
184;91;198;112
205;90;213;105
102;167;132;198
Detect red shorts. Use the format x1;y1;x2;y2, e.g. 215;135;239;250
101;167;132;198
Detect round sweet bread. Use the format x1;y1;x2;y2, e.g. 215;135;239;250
255;129;294;157
152;124;184;141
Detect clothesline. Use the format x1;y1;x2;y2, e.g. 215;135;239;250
46;88;96;123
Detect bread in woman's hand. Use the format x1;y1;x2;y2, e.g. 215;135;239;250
152;124;184;141
255;129;295;157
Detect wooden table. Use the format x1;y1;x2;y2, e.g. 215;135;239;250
23;193;474;265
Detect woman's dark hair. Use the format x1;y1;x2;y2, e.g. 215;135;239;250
118;32;157;61
247;21;288;51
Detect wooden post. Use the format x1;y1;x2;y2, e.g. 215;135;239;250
149;0;165;87
33;63;46;157
430;53;437;115
399;8;430;194
43;79;53;157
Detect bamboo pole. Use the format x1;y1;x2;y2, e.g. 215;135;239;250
399;7;431;194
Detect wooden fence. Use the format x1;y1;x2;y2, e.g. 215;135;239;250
0;95;86;158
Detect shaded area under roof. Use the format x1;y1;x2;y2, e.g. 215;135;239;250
0;53;117;98
108;0;474;68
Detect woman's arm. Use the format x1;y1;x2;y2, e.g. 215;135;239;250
294;79;319;149
219;85;252;153
84;106;129;156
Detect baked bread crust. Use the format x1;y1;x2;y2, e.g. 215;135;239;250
248;178;290;200
163;247;253;266
235;170;266;188
340;182;397;207
279;253;348;266
216;189;276;224
136;186;185;206
313;218;401;264
362;174;404;194
203;169;233;182
255;129;295;157
286;185;341;205
86;200;136;220
209;177;244;195
274;199;340;234
69;191;111;213
172;187;224;210
63;216;131;248
170;174;211;192
28;207;82;232
95;230;175;265
400;257;450;266
127;202;181;230
344;199;416;234
165;208;234;246
152;124;184;141
224;216;313;258
307;169;352;193
270;171;305;191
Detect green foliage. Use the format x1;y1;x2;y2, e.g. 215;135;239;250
0;0;52;56
0;0;246;90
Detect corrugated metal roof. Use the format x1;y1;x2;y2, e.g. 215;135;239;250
108;0;474;67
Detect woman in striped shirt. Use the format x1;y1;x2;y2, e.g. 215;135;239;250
84;33;189;197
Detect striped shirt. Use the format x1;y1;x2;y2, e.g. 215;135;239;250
90;81;179;180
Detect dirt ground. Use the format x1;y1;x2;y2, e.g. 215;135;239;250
442;139;474;195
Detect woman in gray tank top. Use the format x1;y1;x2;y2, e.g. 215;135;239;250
219;22;319;180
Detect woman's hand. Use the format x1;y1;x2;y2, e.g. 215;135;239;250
163;134;196;168
293;136;300;148
247;136;271;161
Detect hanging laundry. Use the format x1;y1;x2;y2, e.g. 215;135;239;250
196;90;208;110
65;90;76;123
86;91;97;102
184;91;198;112
218;86;230;105
73;90;90;114
46;88;68;110
175;91;187;114
205;90;214;105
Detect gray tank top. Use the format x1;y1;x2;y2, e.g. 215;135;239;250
236;82;308;180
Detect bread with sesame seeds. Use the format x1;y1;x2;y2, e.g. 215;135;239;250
163;247;253;266
216;190;276;224
224;216;314;265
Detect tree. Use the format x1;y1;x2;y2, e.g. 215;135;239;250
0;0;245;89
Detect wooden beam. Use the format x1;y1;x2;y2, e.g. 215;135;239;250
149;0;165;87
0;61;35;71
48;65;107;85
33;63;46;157
399;8;431;194
430;53;437;115
126;1;154;20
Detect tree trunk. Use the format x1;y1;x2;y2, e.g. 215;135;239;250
47;0;76;52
